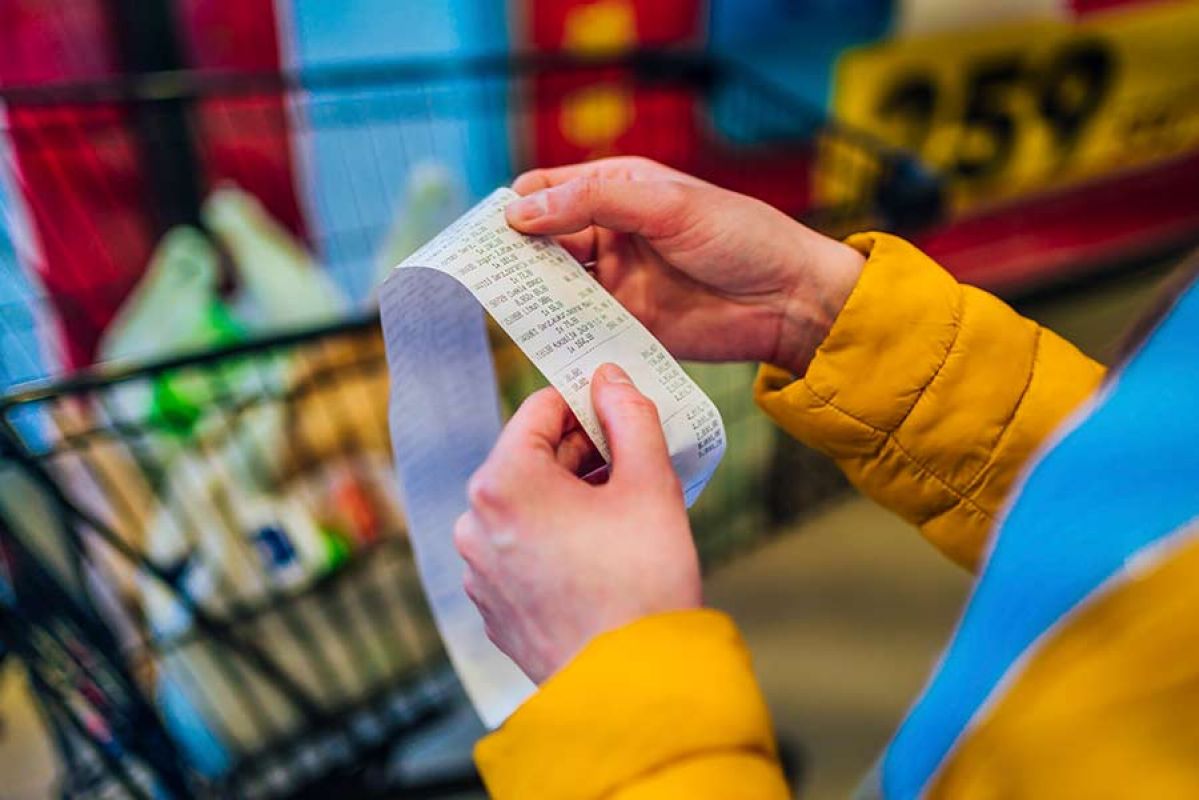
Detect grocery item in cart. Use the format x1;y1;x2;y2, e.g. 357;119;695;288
373;161;465;287
100;227;237;365
138;448;434;763
99;227;246;434
113;306;438;763
204;186;347;330
100;187;353;441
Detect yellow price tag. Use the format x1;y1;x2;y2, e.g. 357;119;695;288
824;1;1199;212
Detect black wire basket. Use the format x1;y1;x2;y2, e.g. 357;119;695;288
1;323;476;800
0;51;942;799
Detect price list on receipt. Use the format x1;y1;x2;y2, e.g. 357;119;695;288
380;188;725;726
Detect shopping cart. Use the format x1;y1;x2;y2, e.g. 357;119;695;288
0;51;942;798
1;502;195;800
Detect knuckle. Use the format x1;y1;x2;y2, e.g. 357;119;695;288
466;469;508;514
462;570;482;604
618;391;660;422
577;172;603;205
525;385;558;407
452;513;479;561
608;160;640;182
656;179;691;213
621;156;664;180
639;180;692;238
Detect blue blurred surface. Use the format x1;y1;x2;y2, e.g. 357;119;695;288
286;1;512;301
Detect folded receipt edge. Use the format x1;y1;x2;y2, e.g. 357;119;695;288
379;187;726;727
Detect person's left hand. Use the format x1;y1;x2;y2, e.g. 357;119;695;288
453;363;702;684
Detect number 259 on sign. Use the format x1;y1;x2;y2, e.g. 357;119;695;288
824;3;1199;211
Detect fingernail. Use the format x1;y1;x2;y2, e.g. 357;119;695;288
507;191;548;223
597;363;633;385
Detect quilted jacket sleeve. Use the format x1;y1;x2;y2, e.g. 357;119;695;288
474;610;790;800
755;232;1106;570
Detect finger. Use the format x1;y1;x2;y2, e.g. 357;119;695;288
553;228;597;265
590;363;678;491
507;175;694;239
452;511;491;573
511;167;557;194
468;388;577;518
556;427;603;475
508;171;596;262
462;568;484;607
497;386;574;456
510;157;704;195
477;388;574;497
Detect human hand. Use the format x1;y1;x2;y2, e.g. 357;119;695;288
507;157;864;375
453;363;701;684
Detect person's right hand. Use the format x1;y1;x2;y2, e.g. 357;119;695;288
506;157;864;375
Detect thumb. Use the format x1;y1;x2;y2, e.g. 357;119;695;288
506;175;690;240
590;363;677;490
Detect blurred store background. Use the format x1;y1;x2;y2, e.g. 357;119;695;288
0;0;1196;798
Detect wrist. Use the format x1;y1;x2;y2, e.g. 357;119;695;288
771;234;864;376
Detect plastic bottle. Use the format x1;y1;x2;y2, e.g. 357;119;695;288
373;162;462;287
99;226;231;363
203;186;346;331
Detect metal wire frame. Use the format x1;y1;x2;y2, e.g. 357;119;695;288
1;318;480;798
0;514;190;800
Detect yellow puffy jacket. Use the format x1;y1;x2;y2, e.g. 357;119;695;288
473;234;1199;798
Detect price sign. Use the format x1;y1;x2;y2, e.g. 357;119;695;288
822;2;1199;212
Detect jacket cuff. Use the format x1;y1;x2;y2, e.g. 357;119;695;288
755;232;963;455
474;610;777;800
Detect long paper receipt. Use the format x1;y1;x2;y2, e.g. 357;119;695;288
379;188;726;726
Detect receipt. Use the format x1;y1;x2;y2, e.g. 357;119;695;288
379;187;725;726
